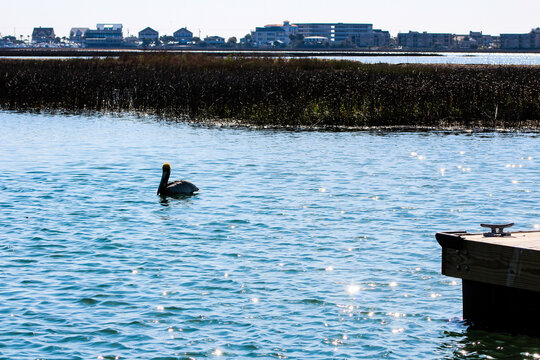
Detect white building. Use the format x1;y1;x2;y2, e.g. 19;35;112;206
251;21;298;46
295;22;389;46
254;22;389;47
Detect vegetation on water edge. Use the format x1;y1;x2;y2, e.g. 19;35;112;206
0;54;539;129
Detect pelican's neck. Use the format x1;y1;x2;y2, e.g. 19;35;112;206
158;169;170;195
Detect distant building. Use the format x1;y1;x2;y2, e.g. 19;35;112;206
468;31;497;48
397;31;454;49
250;21;389;47
173;28;193;44
204;36;225;45
334;23;373;43
139;27;159;43
296;23;333;40
295;22;389;47
85;24;123;47
251;21;298;46
70;28;89;43
501;28;540;49
32;27;55;43
452;31;498;49
351;29;390;47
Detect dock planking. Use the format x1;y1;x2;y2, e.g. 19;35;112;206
436;228;540;334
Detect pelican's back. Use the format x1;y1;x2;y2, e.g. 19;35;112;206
166;180;199;195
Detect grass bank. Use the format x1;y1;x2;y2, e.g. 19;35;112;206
1;54;539;129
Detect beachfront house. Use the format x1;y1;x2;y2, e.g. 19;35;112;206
32;27;55;43
139;27;159;43
204;36;225;45
173;28;193;44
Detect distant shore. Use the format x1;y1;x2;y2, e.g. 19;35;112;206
1;47;539;58
1;54;539;130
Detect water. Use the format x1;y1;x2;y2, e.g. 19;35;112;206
316;52;540;65
1;111;540;359
1;52;540;65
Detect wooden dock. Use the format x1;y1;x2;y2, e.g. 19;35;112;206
436;226;540;334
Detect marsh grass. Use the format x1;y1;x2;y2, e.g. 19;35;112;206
0;54;539;129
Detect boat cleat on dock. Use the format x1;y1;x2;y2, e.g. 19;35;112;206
480;222;514;237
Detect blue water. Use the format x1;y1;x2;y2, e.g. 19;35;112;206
2;52;540;65
317;52;540;65
1;111;540;359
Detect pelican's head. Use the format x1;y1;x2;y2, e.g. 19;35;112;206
162;162;171;172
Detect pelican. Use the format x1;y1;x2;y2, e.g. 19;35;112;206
157;163;199;196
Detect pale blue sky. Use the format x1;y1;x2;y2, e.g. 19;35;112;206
2;0;539;39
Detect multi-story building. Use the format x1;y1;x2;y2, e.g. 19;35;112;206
173;28;193;44
70;28;89;43
333;23;373;43
139;27;159;43
397;31;454;49
295;22;389;47
32;27;55;43
251;21;298;46
296;23;333;40
501;28;540;49
350;29;390;47
85;24;123;47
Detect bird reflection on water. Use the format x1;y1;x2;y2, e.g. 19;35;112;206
159;193;198;207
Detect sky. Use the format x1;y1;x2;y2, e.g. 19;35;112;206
2;0;539;39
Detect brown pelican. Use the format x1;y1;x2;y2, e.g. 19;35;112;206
157;163;199;196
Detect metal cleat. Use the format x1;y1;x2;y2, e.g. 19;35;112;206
480;223;514;237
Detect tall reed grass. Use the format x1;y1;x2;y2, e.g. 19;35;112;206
0;54;539;129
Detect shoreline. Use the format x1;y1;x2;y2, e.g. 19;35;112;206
3;108;540;133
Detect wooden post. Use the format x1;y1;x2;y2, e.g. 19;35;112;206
436;230;540;334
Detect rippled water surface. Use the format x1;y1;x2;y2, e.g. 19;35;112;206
2;52;540;65
318;52;540;65
1;111;540;359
